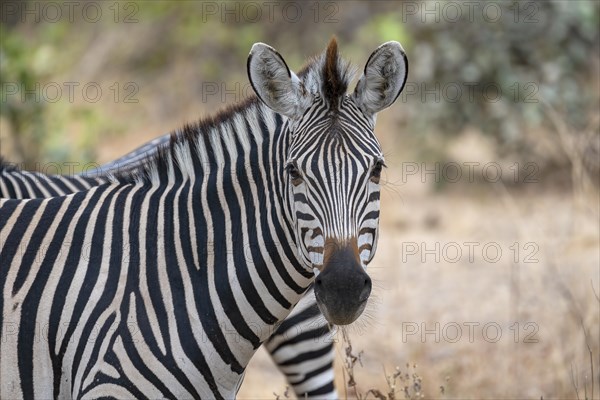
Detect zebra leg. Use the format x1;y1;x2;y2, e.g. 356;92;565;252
264;288;337;399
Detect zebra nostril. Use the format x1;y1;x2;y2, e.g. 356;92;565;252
360;276;372;302
315;277;322;286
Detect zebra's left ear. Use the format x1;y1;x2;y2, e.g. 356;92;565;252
247;43;310;120
352;41;408;117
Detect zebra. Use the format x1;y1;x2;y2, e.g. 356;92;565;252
2;142;343;399
0;38;408;398
0;134;162;199
0;132;169;199
2;148;341;398
0;161;109;199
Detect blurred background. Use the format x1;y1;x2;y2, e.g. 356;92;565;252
1;1;598;398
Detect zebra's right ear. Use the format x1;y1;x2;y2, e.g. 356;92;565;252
352;41;408;118
247;43;310;119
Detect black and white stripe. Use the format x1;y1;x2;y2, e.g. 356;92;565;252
1;139;340;398
0;38;408;398
0;164;108;198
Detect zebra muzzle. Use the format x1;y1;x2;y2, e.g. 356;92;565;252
313;240;372;325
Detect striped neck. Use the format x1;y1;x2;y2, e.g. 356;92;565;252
119;97;314;350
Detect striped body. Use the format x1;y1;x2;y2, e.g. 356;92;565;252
1;39;408;398
0;166;108;198
1;103;313;398
1;135;338;398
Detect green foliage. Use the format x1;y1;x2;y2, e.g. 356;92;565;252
362;14;412;49
399;1;599;145
1;21;109;170
0;25;47;164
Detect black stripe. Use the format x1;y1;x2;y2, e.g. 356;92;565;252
210;132;260;349
192;132;243;375
79;185;131;388
272;301;321;335
278;342;332;366
270;325;331;355
15;189;91;397
158;173;203;397
305;380;335;397
229;123;279;325
262;114;312;286
243;117;293;309
172;179;220;397
291;360;334;386
12;198;62;399
78;312;120;397
109;294;177;399
11;172;30;197
70;184;123;389
19;173;46;197
48;174;77;195
50;185;110;395
0;200;41;274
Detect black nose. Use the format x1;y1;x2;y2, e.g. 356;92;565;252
313;243;372;325
315;274;371;302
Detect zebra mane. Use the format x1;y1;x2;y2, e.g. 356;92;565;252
112;95;263;184
299;37;354;110
115;38;354;185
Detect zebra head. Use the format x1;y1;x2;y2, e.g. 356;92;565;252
248;39;408;325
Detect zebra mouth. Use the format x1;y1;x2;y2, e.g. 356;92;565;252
314;294;369;326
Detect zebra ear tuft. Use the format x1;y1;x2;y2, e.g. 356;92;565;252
352;41;408;117
247;43;309;119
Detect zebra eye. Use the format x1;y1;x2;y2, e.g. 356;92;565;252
370;160;385;183
286;163;303;184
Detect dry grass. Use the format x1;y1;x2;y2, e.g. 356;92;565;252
238;118;599;399
238;182;598;399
